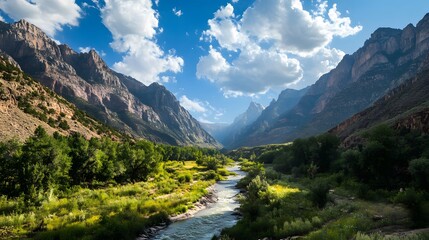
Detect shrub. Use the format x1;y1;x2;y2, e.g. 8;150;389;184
309;182;330;208
177;173;192;183
58;120;70;130
394;188;429;228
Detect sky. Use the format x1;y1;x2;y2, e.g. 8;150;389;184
0;0;428;124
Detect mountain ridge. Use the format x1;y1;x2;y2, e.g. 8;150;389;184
0;19;220;148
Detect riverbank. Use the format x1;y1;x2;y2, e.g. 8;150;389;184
137;186;218;240
148;165;246;240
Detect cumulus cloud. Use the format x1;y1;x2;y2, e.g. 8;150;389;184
197;45;303;96
197;0;361;96
101;0;183;85
0;0;81;36
172;7;183;17
201;4;247;51
241;0;362;56
180;96;206;113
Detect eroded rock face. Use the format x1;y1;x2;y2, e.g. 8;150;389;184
231;13;429;147
0;20;219;147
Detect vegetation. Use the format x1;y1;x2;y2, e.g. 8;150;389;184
0;127;232;239
218;125;429;240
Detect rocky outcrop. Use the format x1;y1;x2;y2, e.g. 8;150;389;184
231;13;429;147
0;20;219;147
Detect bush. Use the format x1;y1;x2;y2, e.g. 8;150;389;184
394;188;429;227
58;120;70;130
177;173;192;183
309;182;330;208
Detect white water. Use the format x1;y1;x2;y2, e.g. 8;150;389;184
151;165;245;240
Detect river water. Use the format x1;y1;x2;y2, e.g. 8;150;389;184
151;165;245;240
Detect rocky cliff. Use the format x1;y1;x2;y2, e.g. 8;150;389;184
231;13;429;147
330;55;429;145
0;20;219;147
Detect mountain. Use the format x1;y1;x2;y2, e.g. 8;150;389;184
231;13;429;147
330;54;429;146
0;20;219;147
201;102;264;147
228;87;308;148
0;51;118;141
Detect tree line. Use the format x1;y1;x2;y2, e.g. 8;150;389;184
0;126;221;204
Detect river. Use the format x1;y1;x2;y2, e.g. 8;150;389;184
150;165;245;240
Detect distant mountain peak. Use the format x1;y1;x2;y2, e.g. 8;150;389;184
248;101;264;112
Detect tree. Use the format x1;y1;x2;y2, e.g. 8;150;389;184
408;158;429;190
0;140;22;197
316;134;340;172
119;141;161;182
19;126;71;201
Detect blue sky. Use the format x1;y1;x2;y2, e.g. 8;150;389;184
0;0;428;124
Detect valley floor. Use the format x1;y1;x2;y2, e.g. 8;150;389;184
0;161;231;240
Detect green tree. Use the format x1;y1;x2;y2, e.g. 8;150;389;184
408;158;429;190
19;126;71;201
0;140;22;197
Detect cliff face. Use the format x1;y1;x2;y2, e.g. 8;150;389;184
231;13;429;147
0;20;219;147
330;56;429;145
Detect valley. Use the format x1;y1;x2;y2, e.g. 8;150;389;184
0;2;428;240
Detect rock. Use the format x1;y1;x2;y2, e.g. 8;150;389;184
372;215;384;221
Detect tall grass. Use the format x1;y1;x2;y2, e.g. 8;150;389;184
0;160;226;239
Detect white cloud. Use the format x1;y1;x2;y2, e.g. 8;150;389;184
180;96;207;113
101;0;183;85
201;4;247;52
78;46;106;57
197;0;361;95
215;3;234;19
289;47;345;88
172;7;183;17
197;45;303;96
232;0;239;3
79;46;92;53
241;0;362;56
0;0;82;36
0;15;4;22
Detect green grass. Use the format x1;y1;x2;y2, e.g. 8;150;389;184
0;161;227;239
